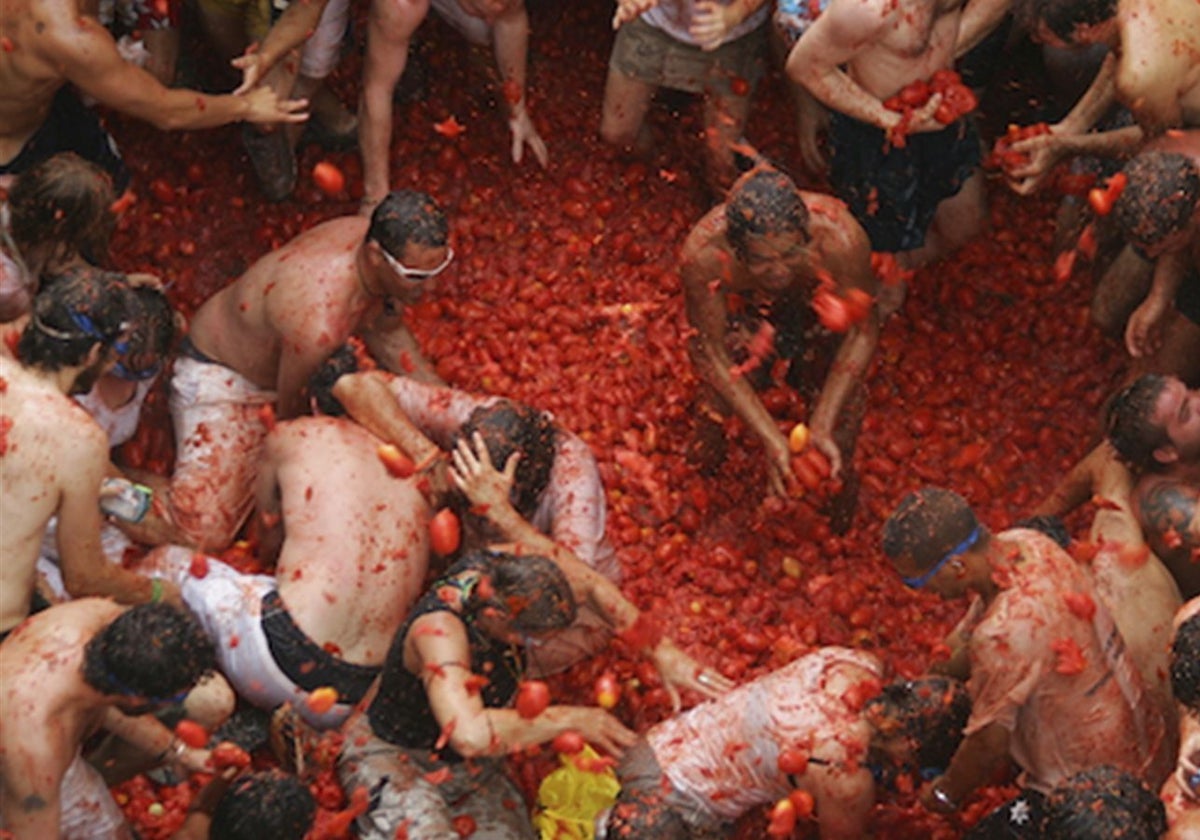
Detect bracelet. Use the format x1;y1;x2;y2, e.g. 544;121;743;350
156;737;186;764
931;785;959;812
150;579;164;604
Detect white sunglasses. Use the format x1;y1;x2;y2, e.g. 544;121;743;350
380;245;454;282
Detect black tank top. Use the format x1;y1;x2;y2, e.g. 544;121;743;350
366;557;523;763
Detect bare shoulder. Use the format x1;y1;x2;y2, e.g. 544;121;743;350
819;0;897;34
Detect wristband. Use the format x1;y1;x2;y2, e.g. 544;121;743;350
931;785;958;812
156;737;186;764
150;578;164;604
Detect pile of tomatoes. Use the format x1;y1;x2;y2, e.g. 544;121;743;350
100;1;1125;836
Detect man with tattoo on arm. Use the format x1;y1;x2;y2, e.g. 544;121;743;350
1106;375;1200;599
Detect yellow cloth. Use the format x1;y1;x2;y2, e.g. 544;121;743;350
533;745;621;840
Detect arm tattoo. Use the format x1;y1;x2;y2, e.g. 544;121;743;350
21;794;48;812
1139;481;1199;546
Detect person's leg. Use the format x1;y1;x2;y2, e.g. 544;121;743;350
904;167;987;269
1134;311;1200;387
599;66;657;156
293;0;355;146
702;83;752;193
193;0;250;65
360;0;430;213
1092;245;1153;337
450;768;535;839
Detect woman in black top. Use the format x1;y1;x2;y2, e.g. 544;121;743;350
338;549;638;839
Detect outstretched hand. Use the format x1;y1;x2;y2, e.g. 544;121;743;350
1125;296;1168;358
240;87;309;125
809;426;843;479
509;109;549;168
650;638;734;712
612;0;658;29
1008;130;1067;195
231;49;265;95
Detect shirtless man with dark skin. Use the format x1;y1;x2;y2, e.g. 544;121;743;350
0;0;306;186
164;190;451;551
680;166;880;502
0;269;181;638
1106;374;1200;599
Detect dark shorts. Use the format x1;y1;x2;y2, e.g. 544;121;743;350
0;87;129;194
829;112;981;252
610;16;767;96
1176;267;1200;327
260;590;381;704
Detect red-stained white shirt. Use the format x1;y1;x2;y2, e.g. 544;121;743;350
647;648;882;822
962;529;1170;792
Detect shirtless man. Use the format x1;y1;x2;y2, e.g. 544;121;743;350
883;488;1171;833
322;355;731;706
0;0;306;190
0;268;180;639
167;190;450;551
1109;135;1200;384
0;601;215;838
1106;374;1200;599
1006;0;1200;192
142;406;433;729
680;166;879;517
605;658;970;840
786;0;986;268
359;0;547;213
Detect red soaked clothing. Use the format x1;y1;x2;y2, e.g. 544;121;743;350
962;529;1170;791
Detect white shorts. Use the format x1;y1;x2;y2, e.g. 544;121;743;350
168;357;276;552
148;546;360;729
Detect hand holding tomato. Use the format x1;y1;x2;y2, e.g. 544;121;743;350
1007;128;1070;195
808;424;843;479
1124;295;1169;358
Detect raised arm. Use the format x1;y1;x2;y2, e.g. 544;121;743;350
411;610;638;757
450;434;735;708
954;0;1011;59
331;371;445;466
38;11;307;129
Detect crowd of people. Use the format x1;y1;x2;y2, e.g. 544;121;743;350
1;0;1198;836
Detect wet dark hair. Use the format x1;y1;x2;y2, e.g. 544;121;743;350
882;488;983;572
466;549;577;633
1172;613;1200;712
1113;152;1200;253
725;167;810;261
1013;515;1071;549
210;770;316;840
82;603;216;701
456;400;557;520
1014;0;1116;41
116;286;175;378
1105;375;1172;472
865;677;971;773
17;266;132;372
308;343;362;417
1043;765;1167;840
8;153;116;274
367;190;449;261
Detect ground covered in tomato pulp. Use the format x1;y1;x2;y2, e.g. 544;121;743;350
103;1;1124;836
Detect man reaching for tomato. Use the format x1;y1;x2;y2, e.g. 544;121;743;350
785;0;986;269
164;190;451;553
883;488;1172;834
680;165;880;525
603;658;970;840
339;550;638;839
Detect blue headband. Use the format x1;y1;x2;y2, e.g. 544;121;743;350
902;525;981;589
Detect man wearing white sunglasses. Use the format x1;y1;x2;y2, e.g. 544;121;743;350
163;190;452;553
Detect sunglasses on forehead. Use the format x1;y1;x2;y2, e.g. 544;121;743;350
380;244;455;282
